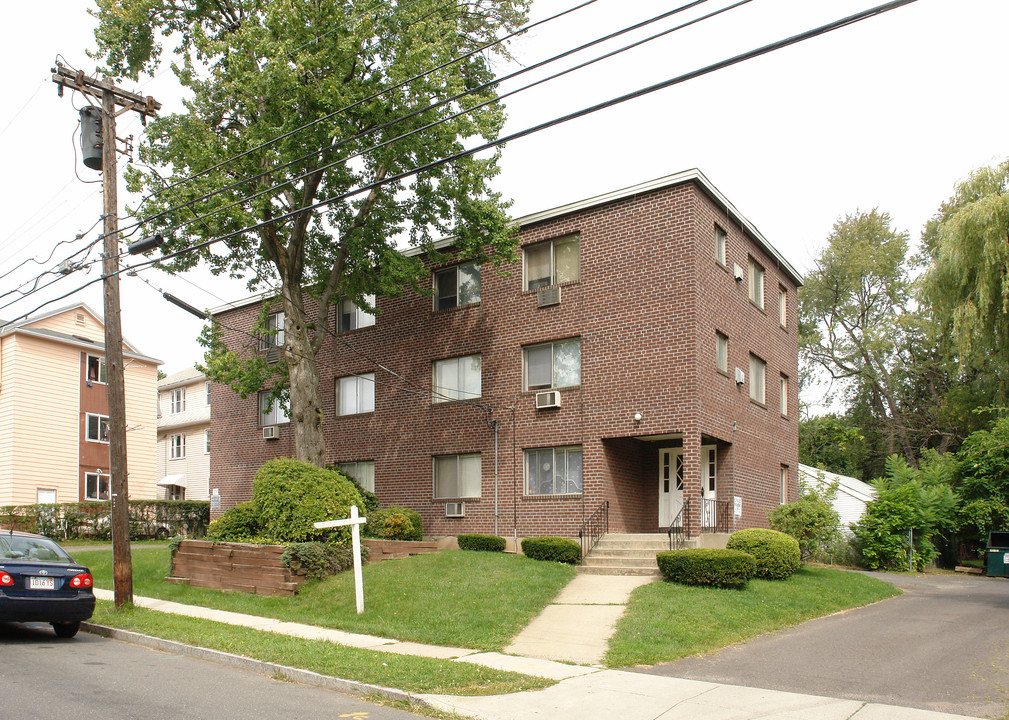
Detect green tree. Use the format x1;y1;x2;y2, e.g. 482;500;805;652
90;0;529;465
798;414;866;478
954;415;1009;544
768;480;840;561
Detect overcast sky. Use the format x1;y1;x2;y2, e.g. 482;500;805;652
1;0;1006;399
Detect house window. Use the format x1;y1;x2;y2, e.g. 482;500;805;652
524;337;581;390
339;295;376;332
780;374;789;416
433;453;481;499
707;448;717;493
86;414;109;443
205;381;212;405
170;433;186;460
336;461;375;493
781;465;789;503
524;234;579;290
258;391;289;425
433;355;481;402
434;262;480;310
170;388;186;414
166;485;185;501
779;286;787;327
337;373;375;415
37;489;57;504
258;311;285;350
715;225;726;266
205;429;211;454
749;354;766;404
748;257;764;309
716;332;728;373
85;473;109;501
525;446;583;496
86;355;107;384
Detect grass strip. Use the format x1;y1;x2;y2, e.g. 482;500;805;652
607;566;900;667
74;548;575;651
90;601;553;696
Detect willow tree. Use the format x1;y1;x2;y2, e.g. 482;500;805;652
90;0;529;465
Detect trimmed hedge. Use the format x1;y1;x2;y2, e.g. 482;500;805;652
521;536;581;564
0;500;210;540
364;505;423;541
726;528;801;580
205;501;262;542
656;548;756;588
458;533;506;552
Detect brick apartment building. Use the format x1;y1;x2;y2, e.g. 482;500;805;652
209;169;801;541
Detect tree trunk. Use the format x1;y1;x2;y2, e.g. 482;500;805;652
283;286;327;467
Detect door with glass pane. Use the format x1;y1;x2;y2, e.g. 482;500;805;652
701;445;716;527
658;448;683;527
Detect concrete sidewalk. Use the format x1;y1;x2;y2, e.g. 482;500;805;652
90;582;984;720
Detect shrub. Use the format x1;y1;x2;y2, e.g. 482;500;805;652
252;458;365;544
458;533;506;552
521;536;580;564
726;528;801;580
364;505;423;541
331;466;379;514
656;548;756;588
205;501;262;541
280;541;369;580
768;490;840;561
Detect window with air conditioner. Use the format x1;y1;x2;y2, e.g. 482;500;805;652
258;311;285;350
434;262;480;310
523;337;580;391
433;355;481;403
258;391;289;425
524;234;579;290
525;446;582;496
338;295;376;332
433;453;481;499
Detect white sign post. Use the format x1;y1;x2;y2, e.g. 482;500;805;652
314;505;368;614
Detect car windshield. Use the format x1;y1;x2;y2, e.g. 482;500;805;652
0;534;74;563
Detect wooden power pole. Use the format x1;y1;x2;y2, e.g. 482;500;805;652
52;64;160;608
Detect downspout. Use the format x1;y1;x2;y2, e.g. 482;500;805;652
492;419;499;537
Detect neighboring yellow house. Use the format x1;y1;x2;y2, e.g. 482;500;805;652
0;303;161;505
156;367;211;501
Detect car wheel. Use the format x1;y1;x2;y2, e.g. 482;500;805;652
52;621;80;639
154;527;170;540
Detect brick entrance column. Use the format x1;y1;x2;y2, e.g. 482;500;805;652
681;427;702;538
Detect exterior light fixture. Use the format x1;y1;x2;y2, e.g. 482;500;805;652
633;412;643;422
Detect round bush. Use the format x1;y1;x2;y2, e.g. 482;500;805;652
458;533;506;552
726;528;801;580
253;458;365;544
364;505;423;541
656;548;756;588
280;541;369;580
205;501;262;541
521;536;580;564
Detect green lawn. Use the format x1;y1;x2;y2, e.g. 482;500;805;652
607;566;900;667
73;547;577;651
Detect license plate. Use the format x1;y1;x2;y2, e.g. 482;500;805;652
29;576;55;590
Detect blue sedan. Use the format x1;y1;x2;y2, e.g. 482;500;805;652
0;531;96;638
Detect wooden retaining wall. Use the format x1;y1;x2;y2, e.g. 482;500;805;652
362;539;441;562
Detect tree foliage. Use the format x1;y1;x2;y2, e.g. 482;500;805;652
768;481;840;561
798;414;865;478
953;414;1009;543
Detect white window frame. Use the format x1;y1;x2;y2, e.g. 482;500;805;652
258;391;289;425
434;262;481;310
336;461;376;493
749;354;766;404
86;355;108;385
37;488;57;504
169;433;186;460
780;374;789;416
170;388;186;414
433;453;482;499
523;337;581;391
779;286;788;328
338;295;376;333
86;413;110;443
523;234;580;290
205;381;212;406
433;355;482;403
524;446;583;496
258;311;285;350
716;332;728;373
336;373;376;415
715;225;726;266
85;472;109;501
748;257;764;309
205;429;211;454
781;465;789;504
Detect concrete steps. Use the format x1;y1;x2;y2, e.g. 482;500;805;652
580;533;732;576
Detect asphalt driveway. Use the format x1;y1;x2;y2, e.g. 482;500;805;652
631;571;1009;719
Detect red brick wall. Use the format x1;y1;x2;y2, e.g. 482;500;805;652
210;178;799;539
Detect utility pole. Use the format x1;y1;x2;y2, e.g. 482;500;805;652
52;63;160;608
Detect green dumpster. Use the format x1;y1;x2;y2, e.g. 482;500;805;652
986;532;1009;578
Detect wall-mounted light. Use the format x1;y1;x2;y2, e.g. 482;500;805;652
633;411;643;422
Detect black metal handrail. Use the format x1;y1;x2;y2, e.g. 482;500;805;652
701;498;731;533
578;500;609;561
666;502;686;550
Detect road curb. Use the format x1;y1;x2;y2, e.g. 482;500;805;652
81;622;427;707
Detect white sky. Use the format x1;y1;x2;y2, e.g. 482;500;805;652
1;0;1006;400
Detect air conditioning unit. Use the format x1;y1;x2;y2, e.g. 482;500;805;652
537;286;561;308
733;263;745;282
535;390;561;409
445;502;465;518
734;367;745;385
262;425;278;440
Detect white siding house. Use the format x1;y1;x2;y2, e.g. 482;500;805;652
156;367;211;501
799;464;876;532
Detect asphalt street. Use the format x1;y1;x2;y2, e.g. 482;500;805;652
0;622;427;720
632;571;1009;719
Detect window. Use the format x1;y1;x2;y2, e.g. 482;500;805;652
86;414;109;443
86;355;107;384
85;473;109;501
715;225;726;266
433;453;481;498
749;354;766;404
781;465;789;503
170;388;186;414
170;433;186;460
524;234;579;290
258;312;285;350
337;373;375;415
525;446;583;496
434;262;480;310
339;295;376;332
166;485;185;501
779;285;787;327
205;429;211;454
433;355;481;402
205;381;212;405
716;332;728;373
780;374;789;416
748;257;764;309
37;489;57;504
258;391;289;425
336;461;375;493
524;337;581;390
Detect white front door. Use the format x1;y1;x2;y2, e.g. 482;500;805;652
701;445;717;526
658;448;684;527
